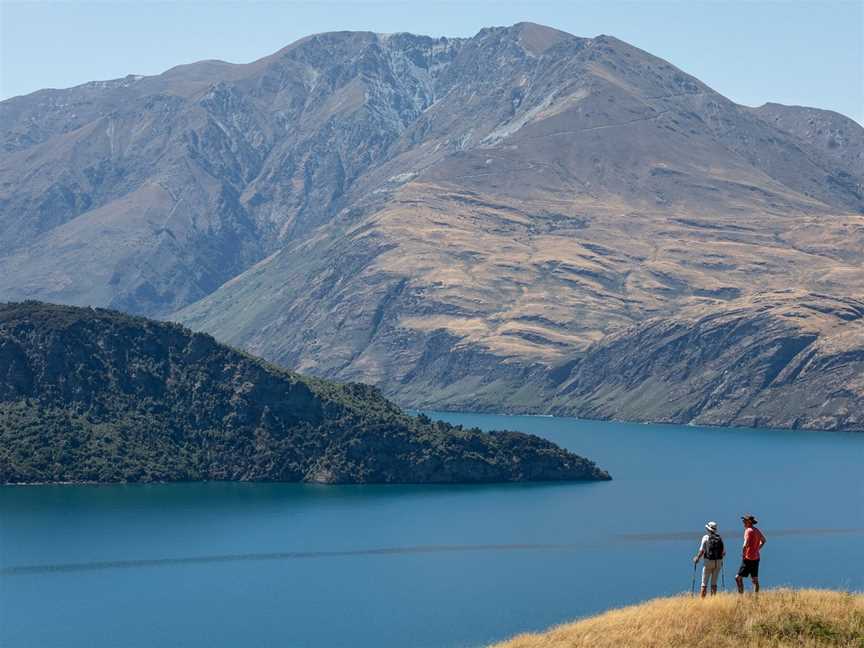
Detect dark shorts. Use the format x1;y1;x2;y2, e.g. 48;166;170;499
737;558;760;578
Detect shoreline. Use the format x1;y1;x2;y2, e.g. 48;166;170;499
415;408;864;435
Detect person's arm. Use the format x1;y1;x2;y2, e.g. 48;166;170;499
694;536;706;563
759;530;766;548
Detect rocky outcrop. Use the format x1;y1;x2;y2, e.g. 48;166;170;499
0;302;609;484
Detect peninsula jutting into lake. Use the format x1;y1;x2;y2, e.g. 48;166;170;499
0;302;609;484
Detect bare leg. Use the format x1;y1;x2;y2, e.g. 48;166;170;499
700;585;707;598
752;577;760;593
735;575;744;594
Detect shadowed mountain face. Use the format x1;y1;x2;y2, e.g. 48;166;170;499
2;23;863;431
0;30;463;313
546;292;864;431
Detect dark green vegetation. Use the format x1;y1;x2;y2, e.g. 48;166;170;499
0;302;609;484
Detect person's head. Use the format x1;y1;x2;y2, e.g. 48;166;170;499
705;521;718;534
741;514;757;528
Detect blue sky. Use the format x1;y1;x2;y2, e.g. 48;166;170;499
1;1;862;123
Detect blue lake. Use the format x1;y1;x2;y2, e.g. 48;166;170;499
1;413;862;647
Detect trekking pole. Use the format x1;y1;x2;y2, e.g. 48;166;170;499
721;559;727;592
690;561;697;596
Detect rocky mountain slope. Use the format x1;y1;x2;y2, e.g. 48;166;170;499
358;291;864;432
0;302;609;484
548;292;864;431
2;23;863;431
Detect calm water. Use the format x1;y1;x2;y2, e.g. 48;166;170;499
1;414;862;648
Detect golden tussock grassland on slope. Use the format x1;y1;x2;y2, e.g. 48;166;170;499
490;589;864;648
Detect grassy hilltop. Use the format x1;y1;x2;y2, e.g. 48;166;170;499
491;589;863;648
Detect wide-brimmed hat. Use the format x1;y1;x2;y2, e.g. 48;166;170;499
741;514;758;524
705;521;718;533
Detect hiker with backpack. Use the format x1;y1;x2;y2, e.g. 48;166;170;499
735;513;766;594
693;521;725;597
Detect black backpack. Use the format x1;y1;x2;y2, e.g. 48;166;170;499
705;534;724;560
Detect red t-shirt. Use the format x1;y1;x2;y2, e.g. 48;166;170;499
743;527;765;560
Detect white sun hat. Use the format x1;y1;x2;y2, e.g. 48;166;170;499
705;521;718;533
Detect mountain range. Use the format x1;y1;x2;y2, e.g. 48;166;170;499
2;23;862;431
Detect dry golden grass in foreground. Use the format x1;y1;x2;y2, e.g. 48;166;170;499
491;589;864;648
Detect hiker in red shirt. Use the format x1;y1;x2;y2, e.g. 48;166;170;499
735;513;766;593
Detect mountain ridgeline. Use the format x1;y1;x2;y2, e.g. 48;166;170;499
0;302;609;484
2;23;863;432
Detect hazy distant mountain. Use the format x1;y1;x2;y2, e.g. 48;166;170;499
2;23;862;431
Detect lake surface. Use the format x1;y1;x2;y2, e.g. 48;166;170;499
2;414;862;648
